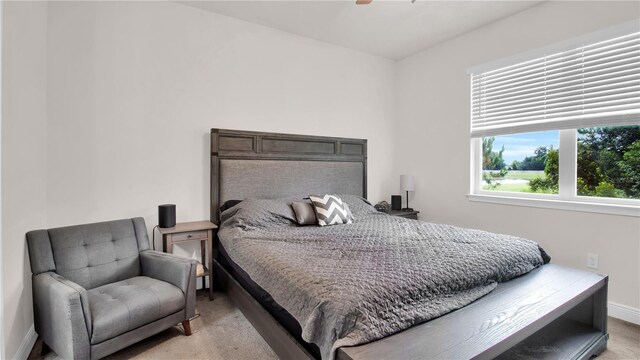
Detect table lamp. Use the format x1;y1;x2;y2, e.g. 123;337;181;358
400;175;415;212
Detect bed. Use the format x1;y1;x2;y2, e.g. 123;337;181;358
210;128;609;360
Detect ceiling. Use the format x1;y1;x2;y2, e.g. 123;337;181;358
179;0;544;60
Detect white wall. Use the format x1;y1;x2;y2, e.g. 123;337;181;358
2;2;396;357
0;2;4;357
1;1;48;358
46;1;396;233
396;1;640;310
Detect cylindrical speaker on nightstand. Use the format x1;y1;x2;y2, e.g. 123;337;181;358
158;204;176;228
391;195;401;211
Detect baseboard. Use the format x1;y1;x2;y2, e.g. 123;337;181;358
609;301;640;325
14;325;37;360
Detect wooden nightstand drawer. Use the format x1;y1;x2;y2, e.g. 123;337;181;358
171;230;208;242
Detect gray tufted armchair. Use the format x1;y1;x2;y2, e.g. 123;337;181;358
26;217;197;360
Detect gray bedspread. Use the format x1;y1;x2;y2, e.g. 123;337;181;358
219;195;548;360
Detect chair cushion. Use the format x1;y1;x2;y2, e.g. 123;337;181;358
88;276;185;344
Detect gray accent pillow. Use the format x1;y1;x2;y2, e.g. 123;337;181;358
336;194;376;217
309;195;355;226
220;198;298;229
291;202;317;225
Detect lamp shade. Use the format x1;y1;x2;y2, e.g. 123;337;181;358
400;175;415;192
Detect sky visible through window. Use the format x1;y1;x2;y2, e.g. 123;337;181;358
491;131;559;164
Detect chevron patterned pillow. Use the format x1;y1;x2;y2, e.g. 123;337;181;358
308;195;355;226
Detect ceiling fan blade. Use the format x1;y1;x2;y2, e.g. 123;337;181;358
356;0;373;4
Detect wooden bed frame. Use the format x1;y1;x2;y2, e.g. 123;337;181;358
210;128;609;360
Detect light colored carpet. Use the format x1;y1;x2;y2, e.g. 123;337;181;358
29;290;639;359
30;290;278;360
599;317;640;360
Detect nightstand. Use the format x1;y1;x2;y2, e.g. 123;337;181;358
159;221;217;301
388;210;420;220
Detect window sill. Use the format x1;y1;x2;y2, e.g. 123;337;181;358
467;193;640;217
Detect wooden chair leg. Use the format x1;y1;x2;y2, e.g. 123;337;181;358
182;320;192;336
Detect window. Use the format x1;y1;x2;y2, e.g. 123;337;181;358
468;21;640;216
577;126;640;200
482;131;559;194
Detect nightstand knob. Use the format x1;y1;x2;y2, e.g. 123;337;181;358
187;234;193;238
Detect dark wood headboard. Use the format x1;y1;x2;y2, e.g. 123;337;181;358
210;129;367;224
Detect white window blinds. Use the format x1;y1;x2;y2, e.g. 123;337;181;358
470;28;640;138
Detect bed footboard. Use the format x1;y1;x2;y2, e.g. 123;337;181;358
337;264;608;360
217;259;608;360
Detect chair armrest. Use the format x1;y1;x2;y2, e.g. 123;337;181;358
32;272;90;359
140;250;197;319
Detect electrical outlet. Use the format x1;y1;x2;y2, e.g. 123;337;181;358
587;253;599;269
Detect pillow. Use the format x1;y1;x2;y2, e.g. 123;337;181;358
308;195;355;226
335;194;378;217
291;201;317;225
220;199;242;213
220;198;298;229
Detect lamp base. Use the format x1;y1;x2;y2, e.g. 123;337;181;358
401;208;414;212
